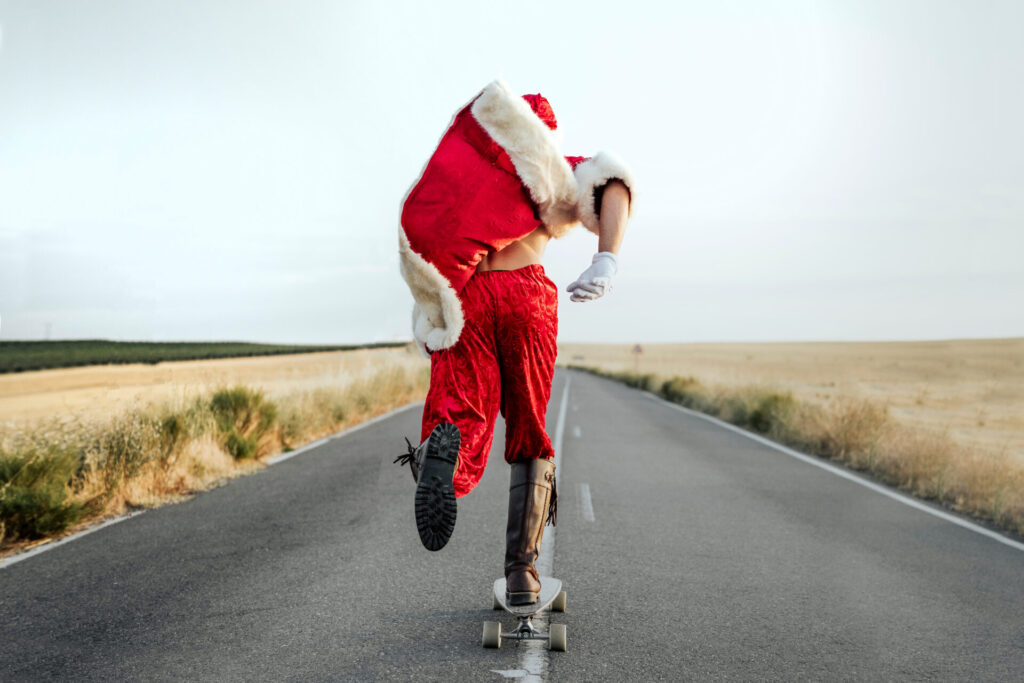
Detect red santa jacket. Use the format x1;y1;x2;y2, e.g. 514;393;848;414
399;80;635;352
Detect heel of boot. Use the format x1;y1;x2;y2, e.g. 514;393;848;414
506;590;540;606
426;422;460;464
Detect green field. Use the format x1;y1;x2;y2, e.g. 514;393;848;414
0;340;408;374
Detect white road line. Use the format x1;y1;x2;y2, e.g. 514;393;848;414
571;425;581;438
515;376;571;682
542;375;570;567
267;401;421;465
578;483;595;522
0;510;147;570
642;391;1024;553
1;401;424;571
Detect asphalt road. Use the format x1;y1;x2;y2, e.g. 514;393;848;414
1;370;1022;681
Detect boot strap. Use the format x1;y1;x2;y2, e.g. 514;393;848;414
546;472;557;527
508;458;557;527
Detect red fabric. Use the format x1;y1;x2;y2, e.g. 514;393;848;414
564;155;588;170
521;94;558;129
400;94;558;296
420;265;558;498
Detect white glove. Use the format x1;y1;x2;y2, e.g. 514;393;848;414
567;252;618;302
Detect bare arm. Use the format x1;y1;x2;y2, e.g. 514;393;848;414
598;180;630;254
566;179;632;302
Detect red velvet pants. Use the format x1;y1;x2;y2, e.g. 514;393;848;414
421;265;558;498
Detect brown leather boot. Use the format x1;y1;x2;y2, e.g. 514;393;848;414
504;458;557;605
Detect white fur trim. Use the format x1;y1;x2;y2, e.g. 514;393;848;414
471;80;580;237
397;95;474;352
398;228;465;352
409;304;430;357
573;151;636;235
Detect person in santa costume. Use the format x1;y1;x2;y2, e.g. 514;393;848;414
395;79;634;606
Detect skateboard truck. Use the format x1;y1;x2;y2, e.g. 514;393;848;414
483;577;567;651
508;616;542;639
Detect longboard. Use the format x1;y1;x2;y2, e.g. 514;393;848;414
482;576;567;651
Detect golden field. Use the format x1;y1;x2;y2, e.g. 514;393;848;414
559;339;1024;462
0;346;428;428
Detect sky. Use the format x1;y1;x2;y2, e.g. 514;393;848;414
0;0;1021;344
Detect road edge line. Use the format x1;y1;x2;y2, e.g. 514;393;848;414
0;510;148;570
267;401;422;465
631;385;1024;553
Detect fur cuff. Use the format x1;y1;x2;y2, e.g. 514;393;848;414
471;80;579;234
572;151;636;235
399;228;465;352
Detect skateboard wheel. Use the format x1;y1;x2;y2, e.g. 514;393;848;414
552;590;567;613
482;621;502;649
492;594;502;610
549;623;567;652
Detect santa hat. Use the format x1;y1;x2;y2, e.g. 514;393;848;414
399;80;635;352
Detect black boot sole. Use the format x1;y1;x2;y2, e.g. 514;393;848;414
414;422;460;551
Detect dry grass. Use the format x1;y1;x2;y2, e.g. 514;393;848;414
0;348;429;556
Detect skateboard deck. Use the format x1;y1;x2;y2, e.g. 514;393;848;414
483;576;567;651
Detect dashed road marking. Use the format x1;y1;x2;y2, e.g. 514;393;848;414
578;483;595;522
